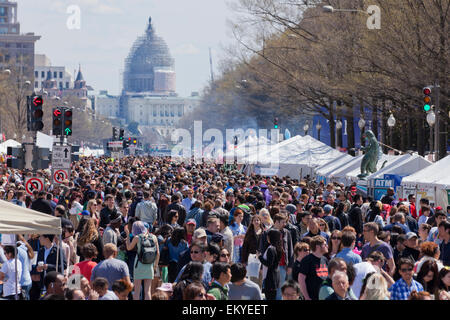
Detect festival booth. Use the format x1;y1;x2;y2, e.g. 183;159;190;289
0;200;62;299
314;153;355;184
326;155;365;184
401;155;450;209
366;154;432;201
0;139;21;154
243;135;346;180
343;154;403;195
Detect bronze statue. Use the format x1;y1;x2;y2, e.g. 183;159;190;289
358;130;387;179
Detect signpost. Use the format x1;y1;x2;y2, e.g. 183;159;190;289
52;145;71;185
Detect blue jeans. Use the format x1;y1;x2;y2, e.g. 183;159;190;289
276;266;287;300
21;284;32;300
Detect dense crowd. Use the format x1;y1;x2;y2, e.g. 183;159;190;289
0;156;449;301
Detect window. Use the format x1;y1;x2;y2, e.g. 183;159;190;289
66;82;69;88
41;71;45;78
35;71;38;78
53;71;57;78
34;81;38;88
59;72;63;78
0;27;8;34
59;82;63;89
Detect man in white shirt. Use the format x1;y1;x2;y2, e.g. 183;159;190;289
182;189;196;212
0;245;23;300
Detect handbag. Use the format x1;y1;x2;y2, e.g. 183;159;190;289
159;242;170;266
246;253;261;278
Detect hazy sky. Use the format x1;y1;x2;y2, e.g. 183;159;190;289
17;0;235;97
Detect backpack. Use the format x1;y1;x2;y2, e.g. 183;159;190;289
136;234;157;267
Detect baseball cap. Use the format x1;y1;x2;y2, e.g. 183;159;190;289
350;186;357;192
286;204;297;215
323;204;333;213
186;219;196;226
406;232;418;240
81;210;90;216
193;228;207;239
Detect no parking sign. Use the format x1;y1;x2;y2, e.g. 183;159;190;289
25;177;45;195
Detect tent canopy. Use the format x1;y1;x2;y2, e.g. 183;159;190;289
401;155;450;189
0;139;21;154
0;200;61;235
315;153;355;178
367;154;432;180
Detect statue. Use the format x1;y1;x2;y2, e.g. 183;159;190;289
147;16;152;32
357;130;387;179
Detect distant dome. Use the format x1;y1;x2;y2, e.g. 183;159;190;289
123;17;175;93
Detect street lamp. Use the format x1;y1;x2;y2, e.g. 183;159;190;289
387;113;395;147
323;5;367;14
2;69;11;76
358;118;366;129
316;122;322;141
426;110;436;158
336;120;342;129
335;120;342;148
303;123;309;136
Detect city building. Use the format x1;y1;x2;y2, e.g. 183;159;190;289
95;17;200;138
0;0;40;77
34;54;94;109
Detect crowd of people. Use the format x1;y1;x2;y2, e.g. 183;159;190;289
0;156;449;301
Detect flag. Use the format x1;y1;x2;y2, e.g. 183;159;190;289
284;128;291;140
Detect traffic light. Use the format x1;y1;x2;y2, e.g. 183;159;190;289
123;137;130;148
6;146;25;169
423;87;432;112
233;136;238;148
63;108;73;136
112;127;118;140
132;137;138;145
52;108;63;136
273;117;279;129
30;95;44;131
119;128;124;141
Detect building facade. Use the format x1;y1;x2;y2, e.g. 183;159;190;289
95;17;200;138
0;0;40;78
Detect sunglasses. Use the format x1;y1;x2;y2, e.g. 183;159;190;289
190;250;201;254
401;268;413;272
220;253;230;257
319;224;326;227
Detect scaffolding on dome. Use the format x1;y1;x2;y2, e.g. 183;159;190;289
123;17;175;93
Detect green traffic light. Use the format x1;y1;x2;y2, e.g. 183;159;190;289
274;125;278;129
424;104;431;112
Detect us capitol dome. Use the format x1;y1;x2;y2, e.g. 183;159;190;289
123;17;176;94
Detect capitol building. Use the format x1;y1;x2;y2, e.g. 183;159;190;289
95;17;200;137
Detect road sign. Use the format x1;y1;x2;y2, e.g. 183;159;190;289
53;168;70;184
52;145;71;169
25;177;44;195
108;141;124;149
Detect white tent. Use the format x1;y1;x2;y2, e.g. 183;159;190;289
0;200;61;299
368;154;432;180
401;155;450;208
314;153;355;183
0;139;21;154
0;200;61;234
326;154;403;185
225;135;274;160
36;132;54;151
344;154;403;184
243;135;347;180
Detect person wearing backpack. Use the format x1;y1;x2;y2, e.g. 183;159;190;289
125;221;159;300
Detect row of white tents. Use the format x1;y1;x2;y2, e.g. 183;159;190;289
0;132;104;157
224;134;449;208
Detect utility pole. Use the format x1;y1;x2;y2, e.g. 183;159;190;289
434;80;440;160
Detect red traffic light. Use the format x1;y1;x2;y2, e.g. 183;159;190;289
423;87;431;95
65;110;72;117
33;96;43;106
53;109;62;117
